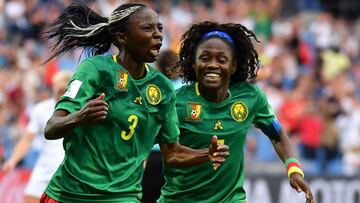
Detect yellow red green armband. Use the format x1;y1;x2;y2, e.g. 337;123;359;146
284;158;304;179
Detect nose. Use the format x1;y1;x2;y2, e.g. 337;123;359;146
206;59;220;69
154;27;162;41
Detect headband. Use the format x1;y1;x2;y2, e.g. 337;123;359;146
201;31;234;45
65;6;143;38
108;6;142;24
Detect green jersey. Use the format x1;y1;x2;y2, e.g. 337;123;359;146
45;55;179;203
159;82;282;203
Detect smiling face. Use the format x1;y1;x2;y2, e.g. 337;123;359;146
123;7;163;63
194;37;236;90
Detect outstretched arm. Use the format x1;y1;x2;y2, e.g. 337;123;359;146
45;93;108;140
2;132;35;173
160;136;229;170
271;131;313;203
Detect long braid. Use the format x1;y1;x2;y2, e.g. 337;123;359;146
43;2;146;63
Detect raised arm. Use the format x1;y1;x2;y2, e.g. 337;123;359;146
160;136;229;170
45;93;109;140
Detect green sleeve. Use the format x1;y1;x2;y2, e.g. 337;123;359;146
55;59;100;113
253;87;282;139
156;94;180;144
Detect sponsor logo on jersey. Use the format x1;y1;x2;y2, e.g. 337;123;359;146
231;101;248;122
133;96;143;105
115;70;128;91
146;84;162;105
186;102;202;121
214;120;224;130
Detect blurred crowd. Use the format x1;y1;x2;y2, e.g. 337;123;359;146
0;0;360;177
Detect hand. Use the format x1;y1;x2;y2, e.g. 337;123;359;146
289;173;314;203
2;159;16;173
208;136;229;171
76;93;109;124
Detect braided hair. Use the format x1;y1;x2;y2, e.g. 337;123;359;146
177;21;260;84
43;2;146;63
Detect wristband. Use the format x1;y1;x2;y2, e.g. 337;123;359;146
284;158;304;179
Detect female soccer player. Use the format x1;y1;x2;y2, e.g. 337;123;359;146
40;4;228;203
158;21;313;203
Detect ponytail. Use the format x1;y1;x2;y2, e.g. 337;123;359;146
43;2;113;63
43;2;146;63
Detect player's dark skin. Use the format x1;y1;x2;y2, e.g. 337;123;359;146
44;8;228;170
194;37;313;203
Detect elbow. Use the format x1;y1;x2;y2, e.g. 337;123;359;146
44;125;53;140
164;155;177;167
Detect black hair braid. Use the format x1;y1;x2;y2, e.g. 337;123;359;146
178;21;260;84
43;2;146;64
43;2;111;63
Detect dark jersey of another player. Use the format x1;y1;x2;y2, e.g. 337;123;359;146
45;55;179;203
159;82;282;203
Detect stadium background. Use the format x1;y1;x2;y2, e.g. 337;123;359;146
0;0;359;202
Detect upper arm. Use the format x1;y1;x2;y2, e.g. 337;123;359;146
55;60;99;113
253;88;282;140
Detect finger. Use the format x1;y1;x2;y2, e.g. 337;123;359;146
91;116;107;123
90;100;109;108
97;93;105;100
87;106;109;114
216;145;229;151
213;152;229;157
212;163;221;171
211;157;226;163
87;111;108;120
211;135;218;150
290;179;302;193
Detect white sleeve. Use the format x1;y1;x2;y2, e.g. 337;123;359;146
26;107;41;135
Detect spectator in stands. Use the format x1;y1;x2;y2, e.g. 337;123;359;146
2;71;71;203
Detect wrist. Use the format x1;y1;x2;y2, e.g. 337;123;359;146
284;157;304;179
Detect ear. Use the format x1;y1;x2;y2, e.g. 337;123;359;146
115;32;127;45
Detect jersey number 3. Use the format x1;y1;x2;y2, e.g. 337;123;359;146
121;115;138;140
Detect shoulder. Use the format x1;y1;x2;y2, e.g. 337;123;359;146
231;82;266;97
175;84;194;99
147;64;174;92
77;55;112;72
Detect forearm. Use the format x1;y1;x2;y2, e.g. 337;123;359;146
161;142;209;167
8;134;34;164
272;131;295;163
44;112;80;140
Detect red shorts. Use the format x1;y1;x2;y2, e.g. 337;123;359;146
40;193;59;203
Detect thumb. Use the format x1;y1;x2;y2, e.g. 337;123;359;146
97;93;105;100
211;135;218;149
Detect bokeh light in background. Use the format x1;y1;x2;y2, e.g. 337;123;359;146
0;0;359;202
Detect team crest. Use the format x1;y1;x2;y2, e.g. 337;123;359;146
146;84;162;105
231;102;248;122
186;102;202;121
115;70;128;91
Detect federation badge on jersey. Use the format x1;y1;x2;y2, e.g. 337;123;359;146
231;101;248;122
146;84;162;105
115;70;128;91
186;102;202;121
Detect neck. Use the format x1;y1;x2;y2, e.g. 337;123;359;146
116;51;146;80
198;83;229;103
